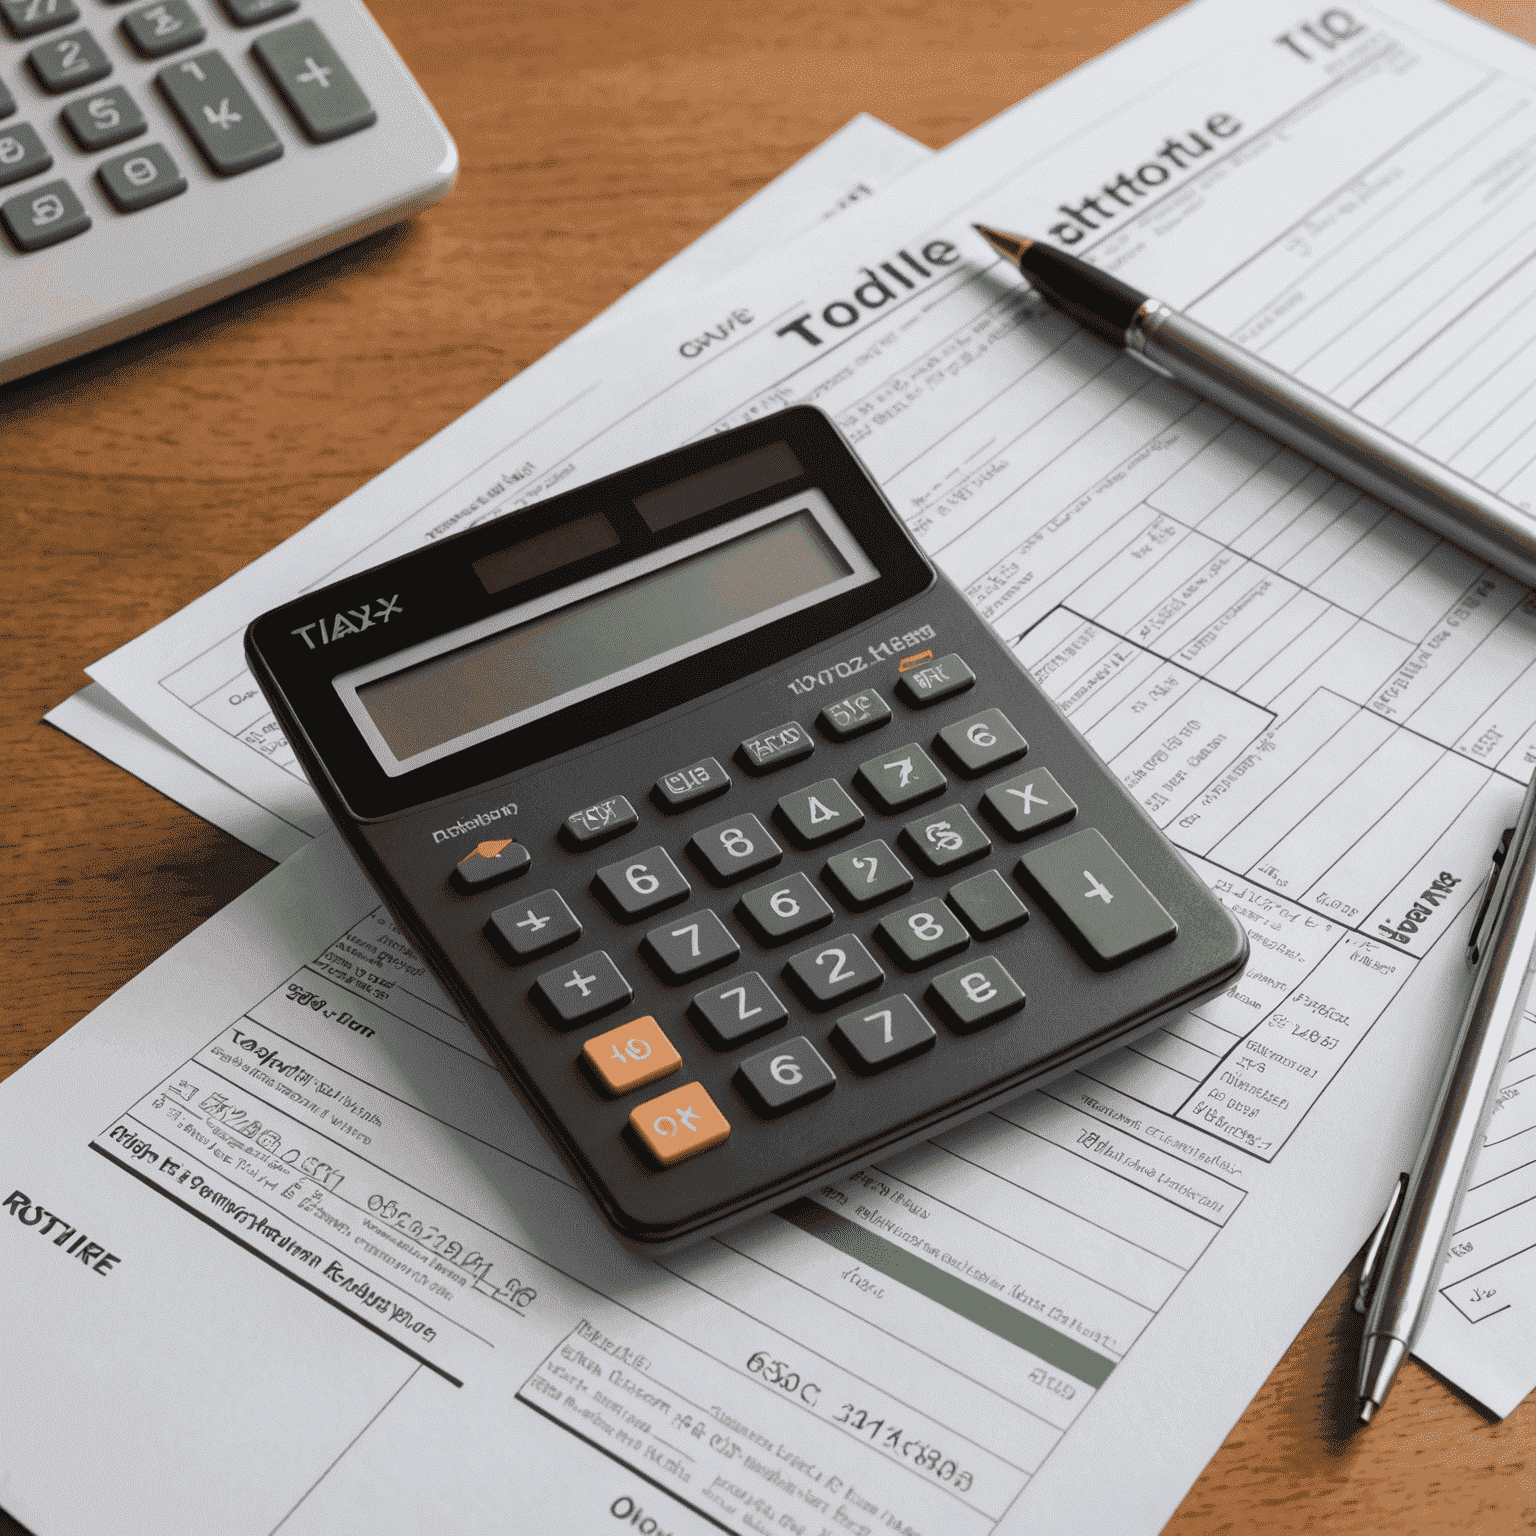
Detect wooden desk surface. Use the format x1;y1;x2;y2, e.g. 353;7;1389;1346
3;0;1532;1529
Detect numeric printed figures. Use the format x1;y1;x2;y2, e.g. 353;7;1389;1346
926;956;1025;1033
935;708;1027;778
688;813;782;884
736;1036;836;1116
642;908;739;984
822;839;913;911
736;871;834;946
855;743;946;814
832;994;936;1073
690;971;788;1047
783;934;884;1010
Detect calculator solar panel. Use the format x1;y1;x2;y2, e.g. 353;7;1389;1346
1;0;454;383
247;408;1249;1250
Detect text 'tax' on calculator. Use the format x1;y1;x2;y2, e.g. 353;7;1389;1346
1;0;455;384
246;407;1249;1251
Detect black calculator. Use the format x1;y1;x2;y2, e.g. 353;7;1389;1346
246;407;1248;1250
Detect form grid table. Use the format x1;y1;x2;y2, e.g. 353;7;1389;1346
1;0;1531;1531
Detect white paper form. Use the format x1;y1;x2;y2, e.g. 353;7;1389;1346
85;0;1536;1415
47;114;932;852
0;833;1466;1536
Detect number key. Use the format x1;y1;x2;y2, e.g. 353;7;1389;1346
783;934;884;1010
687;813;781;884
1;178;89;250
927;956;1026;1033
900;803;991;876
735;1036;836;1116
876;899;971;970
61;87;147;151
775;778;864;848
0;124;51;188
1;0;80;40
736;870;833;945
821;839;913;911
581;1016;682;1096
855;743;946;813
832;994;936;1073
28;28;111;93
593;846;691;921
157;51;282;175
936;707;1028;777
121;1;205;58
690;971;787;1046
486;889;581;962
642;908;739;984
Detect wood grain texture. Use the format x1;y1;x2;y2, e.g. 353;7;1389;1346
2;0;1532;1531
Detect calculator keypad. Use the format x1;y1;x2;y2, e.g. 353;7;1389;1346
416;639;1190;1213
593;846;690;920
1;5;382;258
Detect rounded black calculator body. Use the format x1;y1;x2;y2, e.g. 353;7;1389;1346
247;407;1248;1251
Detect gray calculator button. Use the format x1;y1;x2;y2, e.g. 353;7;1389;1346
821;838;912;911
62;87;147;150
157;51;282;175
1016;828;1177;970
2;0;79;39
738;720;814;775
219;0;297;23
981;768;1076;841
783;933;884;1010
593;845;691;921
926;956;1026;1033
29;28;111;93
817;688;890;741
775;778;864;848
1;177;88;249
121;1;203;57
643;908;739;984
486;889;581;963
947;869;1029;939
936;707;1028;778
832;994;935;1073
690;971;786;1047
736;1036;836;1116
252;19;376;143
565;794;638;847
532;951;633;1029
736;870;833;946
876;898;971;971
98;144;186;211
653;756;730;813
896;654;975;709
899;803;991;876
452;837;530;891
0;123;51;187
687;813;781;884
855;742;946;813
0;80;14;119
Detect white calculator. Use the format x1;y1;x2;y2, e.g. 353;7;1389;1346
0;0;455;383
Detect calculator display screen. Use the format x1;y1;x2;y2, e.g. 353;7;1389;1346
340;494;877;774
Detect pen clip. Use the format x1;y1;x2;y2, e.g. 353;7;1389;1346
1354;1171;1409;1316
1466;826;1515;969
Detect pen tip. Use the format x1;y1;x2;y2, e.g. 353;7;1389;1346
973;224;1032;263
1357;1398;1375;1425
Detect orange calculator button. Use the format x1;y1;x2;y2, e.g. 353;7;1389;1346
582;1016;682;1095
629;1081;731;1167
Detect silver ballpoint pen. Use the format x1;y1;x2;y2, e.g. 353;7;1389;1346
972;226;1536;589
1354;769;1536;1422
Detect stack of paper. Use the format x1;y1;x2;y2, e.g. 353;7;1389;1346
9;3;1534;1534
